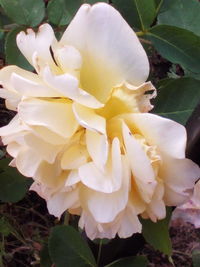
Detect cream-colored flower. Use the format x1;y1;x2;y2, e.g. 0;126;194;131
0;3;199;240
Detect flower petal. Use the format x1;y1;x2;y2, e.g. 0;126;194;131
86;129;108;170
122;113;187;159
15;147;42;177
24;133;62;163
118;207;142;238
18;98;79;138
79;138;122;193
17;24;57;72
47;188;80;218
79;156;130;223
73;102;106;134
60;3;149;102
161;156;200;206
43;66;103;108
61;144;88;170
122;122;157;203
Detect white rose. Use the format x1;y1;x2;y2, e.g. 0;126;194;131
0;3;199;240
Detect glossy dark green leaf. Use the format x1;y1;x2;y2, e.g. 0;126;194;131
0;0;45;26
141;208;172;256
153;77;200;125
47;0;82;26
158;0;200;36
49;225;96;267
146;25;200;73
105;256;148;267
0;166;32;203
5;26;33;71
112;0;156;30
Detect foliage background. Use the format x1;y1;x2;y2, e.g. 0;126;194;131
0;0;200;266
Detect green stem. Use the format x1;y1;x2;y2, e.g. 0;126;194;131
136;31;145;37
156;0;164;15
64;211;70;225
97;240;103;266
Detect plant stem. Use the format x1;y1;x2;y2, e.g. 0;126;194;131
97;240;103;266
64;211;70;225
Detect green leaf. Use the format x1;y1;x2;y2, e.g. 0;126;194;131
47;0;108;26
0;0;45;26
158;0;200;36
141;208;172;256
0;158;10;172
0;166;32;203
105;256;148;267
47;0;82;26
49;225;96;267
5;26;33;71
40;242;53;267
112;0;156;30
146;25;200;73
0;217;13;237
153;77;200;125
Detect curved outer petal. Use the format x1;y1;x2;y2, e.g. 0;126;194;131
79;138;122;193
43;66;103;108
120;113;187;159
61;144;88;170
17;24;57;72
73;102;106;134
161;156;200;206
0;115;26;137
122;122;157;203
117;207;142;238
24;133;62;164
0;65;60;97
18;98;79;138
47;188;80;218
79;156;130;223
145;180;166;222
60;3;149;102
86;129;108;170
15;147;42;177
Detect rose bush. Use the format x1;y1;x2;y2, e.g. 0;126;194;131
0;3;199;240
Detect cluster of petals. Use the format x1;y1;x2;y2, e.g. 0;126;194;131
0;3;199;240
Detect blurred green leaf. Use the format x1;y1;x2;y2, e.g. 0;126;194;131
0;166;32;203
47;0;109;26
184;68;200;81
192;248;200;267
105;256;148;267
112;0;156;30
47;0;82;26
158;0;200;36
5;26;33;71
157;0;176;13
146;25;200;73
153;77;200;125
141;208;172;256
0;217;13;237
0;0;45;26
40;242;53;267
0;158;10;172
49;225;96;267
